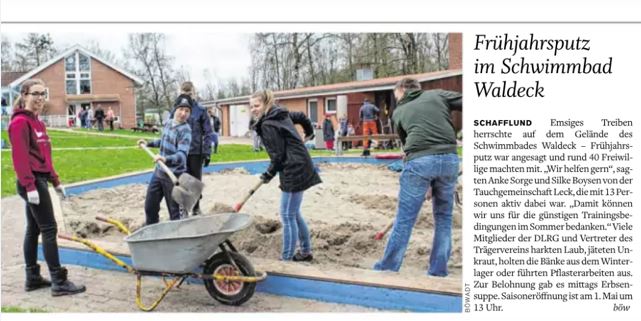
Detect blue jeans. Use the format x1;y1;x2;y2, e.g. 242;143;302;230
144;171;181;225
374;153;459;276
280;191;312;260
211;133;219;151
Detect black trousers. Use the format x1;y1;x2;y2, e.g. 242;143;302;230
17;173;61;270
144;171;181;225
186;154;203;212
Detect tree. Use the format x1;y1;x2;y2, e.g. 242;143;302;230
1;36;15;71
125;33;178;124
14;33;57;71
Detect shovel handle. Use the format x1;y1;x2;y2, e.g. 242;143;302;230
234;180;263;212
374;221;394;240
140;144;179;184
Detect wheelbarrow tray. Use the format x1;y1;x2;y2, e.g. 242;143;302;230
124;213;252;273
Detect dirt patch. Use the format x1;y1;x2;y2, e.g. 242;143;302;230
62;163;463;277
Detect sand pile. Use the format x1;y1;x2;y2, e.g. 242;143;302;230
62;163;462;276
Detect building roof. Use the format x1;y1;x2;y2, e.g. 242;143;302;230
8;44;144;88
1;71;27;87
206;69;462;106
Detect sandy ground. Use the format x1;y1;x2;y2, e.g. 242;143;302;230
62;163;462;278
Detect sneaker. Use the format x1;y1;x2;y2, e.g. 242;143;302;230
292;252;313;262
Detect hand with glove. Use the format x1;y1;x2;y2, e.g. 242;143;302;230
27;190;40;205
260;172;275;184
54;184;67;199
203;155;211;167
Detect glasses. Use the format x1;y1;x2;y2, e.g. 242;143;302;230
27;92;47;98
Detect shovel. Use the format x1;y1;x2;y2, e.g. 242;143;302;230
49;187;69;233
233;179;263;212
374;187;433;240
140;144;204;214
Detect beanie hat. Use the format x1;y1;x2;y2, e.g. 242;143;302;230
175;97;192;110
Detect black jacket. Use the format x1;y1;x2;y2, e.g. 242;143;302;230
256;106;322;192
212;115;221;133
322;118;334;141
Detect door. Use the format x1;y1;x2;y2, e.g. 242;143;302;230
230;104;250;137
307;99;318;126
68;104;81;127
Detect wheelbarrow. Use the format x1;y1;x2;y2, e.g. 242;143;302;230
59;213;267;312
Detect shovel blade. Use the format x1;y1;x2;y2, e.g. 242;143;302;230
171;173;205;213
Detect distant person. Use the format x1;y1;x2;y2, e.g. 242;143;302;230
106;106;115;131
250;89;321;262
322;114;334;150
249;117;262;152
170;81;213;216
338;116;349;151
94;104;106;132
86;106;94;129
138;98;192;224
210;109;221;154
8;78;86;296
359;98;380;153
79;107;87;128
373;78;461;277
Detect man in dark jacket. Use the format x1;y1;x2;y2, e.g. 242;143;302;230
94;104;106;132
322;114;334;150
359;98;380;151
373;77;461;277
171;82;213;216
210;110;221;154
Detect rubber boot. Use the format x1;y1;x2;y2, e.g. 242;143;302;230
50;267;86;297
25;264;51;291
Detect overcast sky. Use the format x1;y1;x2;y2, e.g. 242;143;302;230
4;32;253;88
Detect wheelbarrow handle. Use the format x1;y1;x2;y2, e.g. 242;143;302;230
139;144;179;184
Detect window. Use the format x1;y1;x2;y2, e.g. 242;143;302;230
325;98;337;114
79;54;90;71
307;99;318;124
80;80;91;94
65;56;76;72
63;51;91;95
66;80;77;95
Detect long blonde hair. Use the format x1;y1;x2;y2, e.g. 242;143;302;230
250;89;275;111
13;79;46;110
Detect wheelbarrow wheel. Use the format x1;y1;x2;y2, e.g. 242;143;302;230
203;251;256;306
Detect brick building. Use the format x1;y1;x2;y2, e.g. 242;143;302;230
4;45;143;128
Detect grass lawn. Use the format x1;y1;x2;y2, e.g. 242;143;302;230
1;306;47;313
2;130;141;148
69;128;161;139
1;128;402;197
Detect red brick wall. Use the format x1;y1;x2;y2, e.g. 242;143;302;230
91;59;136;128
30;55;137;128
32;60;66;117
449;33;463;70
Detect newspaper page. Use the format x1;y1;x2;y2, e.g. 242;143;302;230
0;1;639;321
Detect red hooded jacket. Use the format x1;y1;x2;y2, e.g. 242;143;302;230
8;108;60;192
